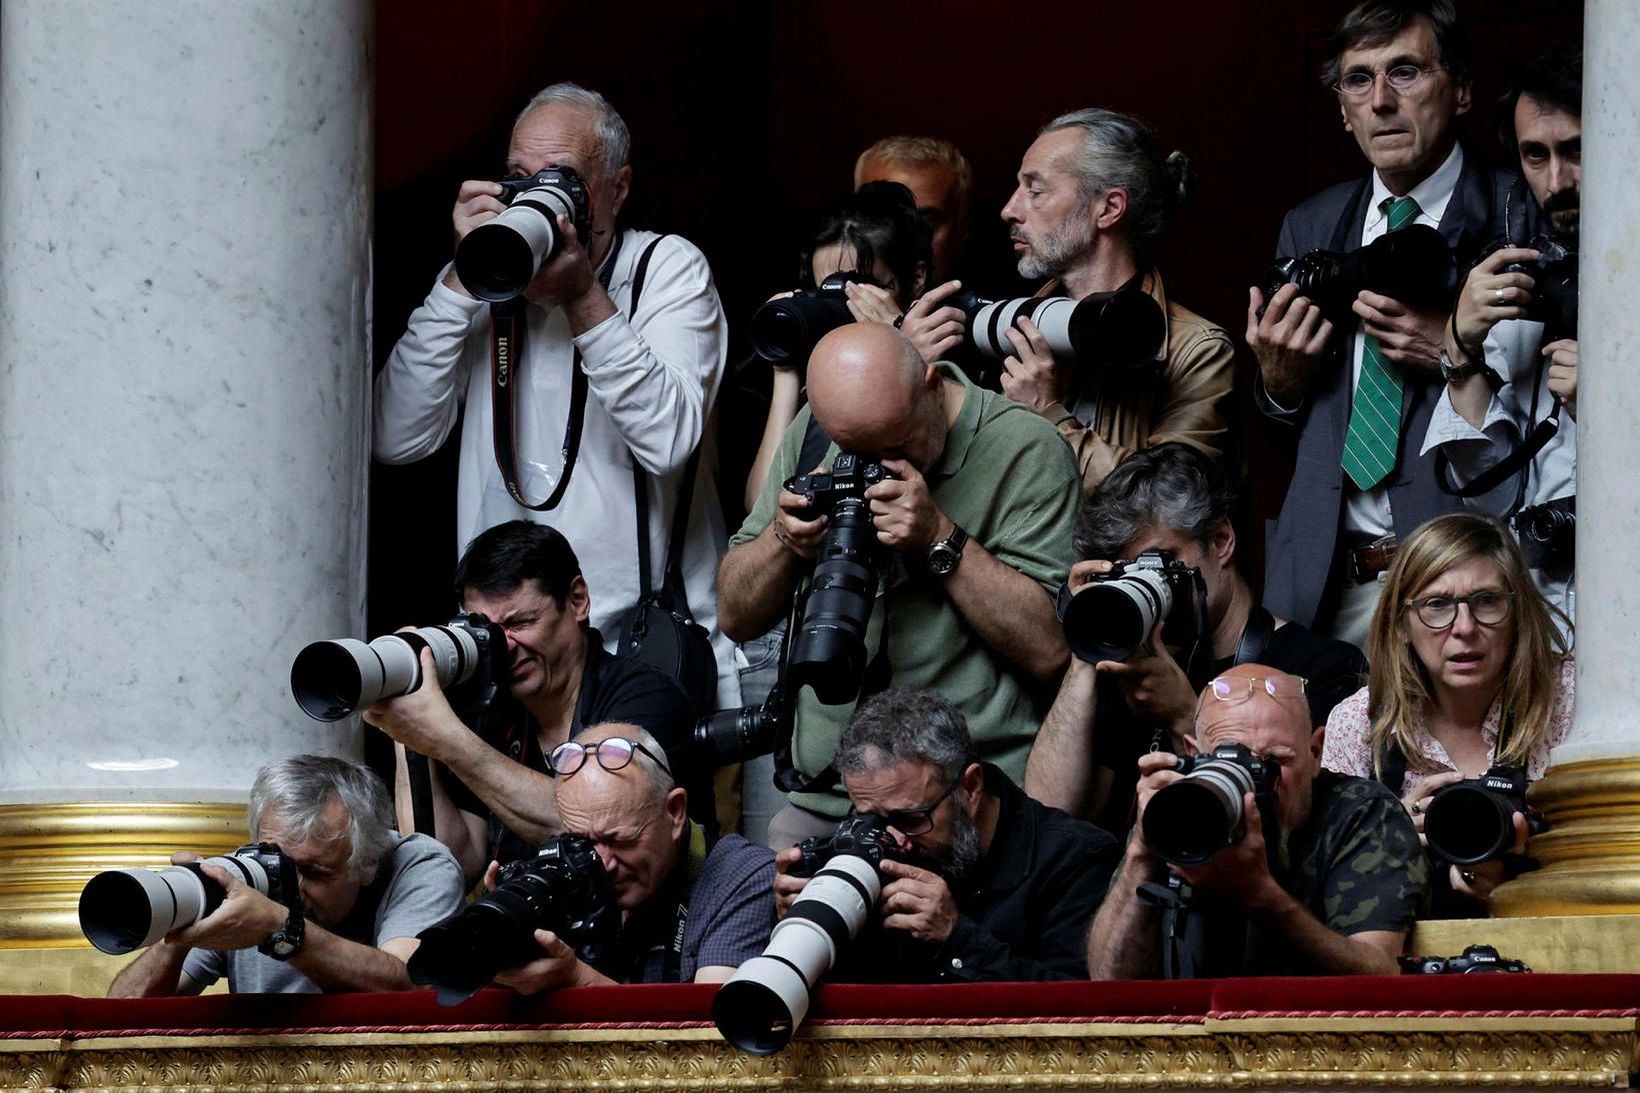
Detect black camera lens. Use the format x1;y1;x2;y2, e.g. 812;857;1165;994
1423;782;1517;865
787;500;882;705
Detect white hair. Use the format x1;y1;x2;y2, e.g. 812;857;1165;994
515;82;631;176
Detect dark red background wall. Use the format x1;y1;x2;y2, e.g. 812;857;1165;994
370;0;1582;636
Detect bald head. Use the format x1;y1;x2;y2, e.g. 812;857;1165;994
1194;664;1310;750
806;324;950;469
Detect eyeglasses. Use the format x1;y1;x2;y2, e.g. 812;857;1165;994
1206;674;1309;704
853;778;961;837
546;737;671;780
1407;590;1515;630
1335;64;1436;97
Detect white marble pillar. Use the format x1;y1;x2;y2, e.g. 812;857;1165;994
0;1;372;810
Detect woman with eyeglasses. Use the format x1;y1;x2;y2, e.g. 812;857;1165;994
1321;513;1574;909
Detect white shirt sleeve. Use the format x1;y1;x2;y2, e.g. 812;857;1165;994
372;265;487;464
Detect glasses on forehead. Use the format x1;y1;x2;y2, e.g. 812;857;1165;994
1207;674;1309;704
1407;590;1514;630
1335;63;1435;97
849;777;960;837
546;737;671;781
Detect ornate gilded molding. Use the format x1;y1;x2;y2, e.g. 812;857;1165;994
1494;757;1640;917
0;1017;1632;1090
0;801;246;947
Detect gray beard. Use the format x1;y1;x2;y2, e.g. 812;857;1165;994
929;795;984;882
1016;217;1096;281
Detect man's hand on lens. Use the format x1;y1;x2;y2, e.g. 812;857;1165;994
361;647;463;760
1174;792;1283;909
869;460;950;553
1545;338;1578;420
999;316;1063;413
1353;291;1445;372
772;846;810;919
491;929;600;995
773;474;830;560
878;859;960;943
1401;769;1464;846
843;281;903;325
442;180;507;297
1127;752;1188;866
1096;617;1195;750
1452;248;1539;353
171;862;287;952
522;214;598;307
898;280;967;365
1246;284;1332;403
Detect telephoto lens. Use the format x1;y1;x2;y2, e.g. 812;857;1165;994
954;288;1165;369
290;614;507;722
1058;550;1201;664
713;814;897;1054
407;834;617;1006
1260;224;1454;322
453;167;593;303
695;691;785;766
1141;745;1276;867
78;843;294;956
1422;765;1537;866
750;272;877;364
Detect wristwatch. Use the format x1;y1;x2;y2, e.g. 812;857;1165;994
926;525;968;576
258;905;305;961
1439;347;1487;384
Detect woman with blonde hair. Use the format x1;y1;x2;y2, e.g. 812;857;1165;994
1322;512;1574;908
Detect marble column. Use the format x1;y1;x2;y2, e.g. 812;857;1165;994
0;0;372;965
1488;0;1640;919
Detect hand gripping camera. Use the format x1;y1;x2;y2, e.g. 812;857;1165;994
1422;763;1546;867
407;834;617;1006
290;613;510;724
1057;549;1207;664
783;454;896;706
1259;223;1456;324
453;166;595;302
751;271;880;367
1478;233;1579;338
948;286;1165;371
79;842;296;956
1142;744;1278;867
714;814;900;1054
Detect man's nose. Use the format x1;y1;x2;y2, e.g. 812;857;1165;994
1548;156;1578;196
1369;73;1398;111
1000;189;1023;223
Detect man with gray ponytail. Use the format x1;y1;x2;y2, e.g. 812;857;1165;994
999;108;1235;494
109;755;464;997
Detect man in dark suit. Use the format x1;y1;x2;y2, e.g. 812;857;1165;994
1248;0;1523;651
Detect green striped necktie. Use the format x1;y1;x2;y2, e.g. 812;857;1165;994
1340;194;1422;490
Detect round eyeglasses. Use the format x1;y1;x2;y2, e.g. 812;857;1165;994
546;737;671;780
1207;674;1309;704
1335;64;1435;97
1407;590;1514;630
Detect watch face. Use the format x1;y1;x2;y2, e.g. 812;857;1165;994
272;937;299;959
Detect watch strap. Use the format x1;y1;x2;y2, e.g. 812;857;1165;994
258;905;305;961
927;525;968;575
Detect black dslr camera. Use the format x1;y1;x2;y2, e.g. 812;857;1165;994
1259;223;1456;323
1142;743;1279;867
751;271;880;367
1058;549;1207;664
408;833;618;1006
782;454;896;705
789;812;902;878
453;166;595;302
1480;233;1578;338
1513;496;1575;569
1403;944;1531;974
1423;763;1547;866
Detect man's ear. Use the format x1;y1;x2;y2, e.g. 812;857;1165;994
1454;79;1473;118
567;575;591;624
1181;731;1203;757
1309;725;1326;766
961;761;984;798
1209;518;1236;570
666;786;689;838
1093;188;1129;232
606;164;633;221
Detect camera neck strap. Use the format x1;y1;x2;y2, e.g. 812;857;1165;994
488;231;629;512
1232;605;1276;668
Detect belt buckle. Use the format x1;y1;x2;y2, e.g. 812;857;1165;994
1351;535;1397;583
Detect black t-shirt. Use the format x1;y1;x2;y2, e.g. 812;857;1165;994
442;629;713;865
1088;615;1366;835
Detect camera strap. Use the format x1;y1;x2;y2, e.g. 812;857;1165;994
488;232;626;511
1137;875;1198;980
1232;606;1275;668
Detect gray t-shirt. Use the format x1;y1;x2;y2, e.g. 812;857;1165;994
181;832;465;994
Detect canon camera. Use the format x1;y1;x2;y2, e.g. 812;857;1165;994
453;166;594;302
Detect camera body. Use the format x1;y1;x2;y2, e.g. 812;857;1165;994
79;842;297;956
751;271;880;366
1423;763;1546;866
1059;549;1205;664
948;287;1165;370
783;454;897;705
789;812;901;878
453;166;595;302
1491;234;1579;337
1142;743;1279;867
408;833;617;1006
1513;495;1575;568
291;613;511;726
1260;223;1456;323
1404;943;1531;974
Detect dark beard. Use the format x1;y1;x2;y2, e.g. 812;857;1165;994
1540;190;1580;241
924;793;983;883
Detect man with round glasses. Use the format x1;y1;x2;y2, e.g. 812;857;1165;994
491;724;776;993
1088;664;1427;979
773;688;1119;982
1250;0;1524;653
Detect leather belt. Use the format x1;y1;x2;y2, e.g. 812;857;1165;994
1348;536;1399;583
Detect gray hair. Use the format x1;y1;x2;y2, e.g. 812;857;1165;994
1041;108;1192;256
570;723;674;811
835;688;972;785
515;82;632;177
1074;442;1237;561
248;754;397;883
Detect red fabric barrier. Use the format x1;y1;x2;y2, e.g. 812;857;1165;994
2;975;1633;1040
